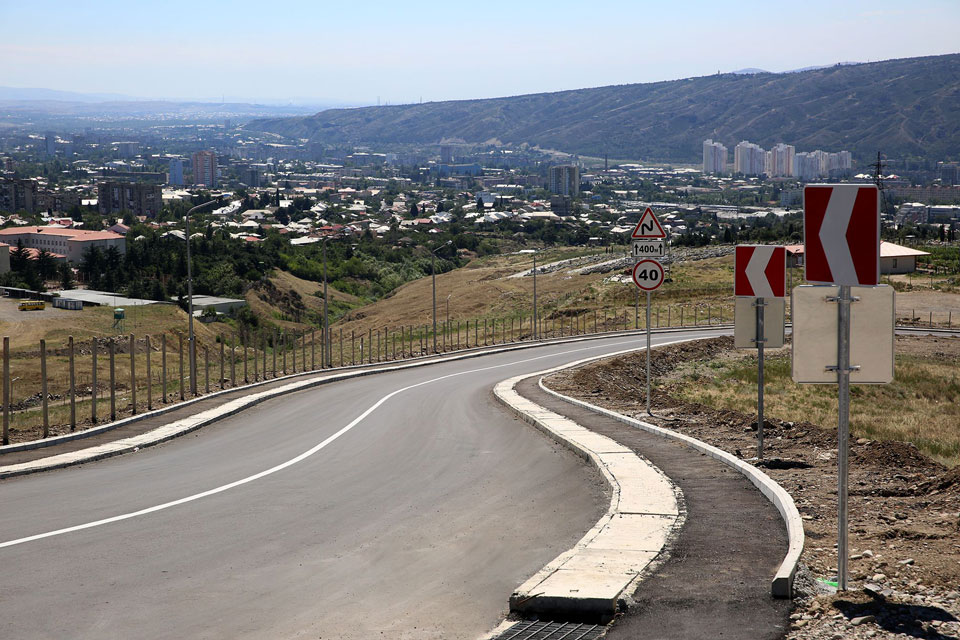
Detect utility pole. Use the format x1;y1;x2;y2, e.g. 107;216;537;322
532;251;539;339
185;198;219;396
430;241;451;354
323;236;330;367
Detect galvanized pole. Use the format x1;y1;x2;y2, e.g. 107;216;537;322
220;335;225;387
432;252;437;354
756;297;766;459
323;237;330;369
532;253;538;340
837;284;853;591
184;199;218;396
646;292;652;416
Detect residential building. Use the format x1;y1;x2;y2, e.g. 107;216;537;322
766;143;795;178
549;165;580;196
440;145;454;163
939;162;959;186
0;177;38;213
0;226;125;262
733;141;766;176
44;132;56;156
168;157;184;186
192;150;217;187
702;140;727;174
97;181;163;218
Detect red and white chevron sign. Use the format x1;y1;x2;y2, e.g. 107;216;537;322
735;245;785;298
803;184;880;286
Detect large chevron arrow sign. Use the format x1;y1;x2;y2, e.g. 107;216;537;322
735;245;785;297
803;184;880;286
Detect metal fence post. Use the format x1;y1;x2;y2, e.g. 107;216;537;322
145;335;152;411
205;346;210;393
244;333;249;382
129;334;136;415
69;335;76;430
231;333;237;385
160;334;166;404
178;334;184;401
40;339;49;437
220;334;226;388
109;339;116;421
312;329;316;370
2;336;9;444
92;338;98;421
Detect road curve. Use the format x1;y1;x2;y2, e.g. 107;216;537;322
0;329;724;639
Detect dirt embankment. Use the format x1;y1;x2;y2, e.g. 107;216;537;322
546;338;960;639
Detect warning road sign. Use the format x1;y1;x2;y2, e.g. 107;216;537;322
803;185;880;286
631;208;666;239
632;259;664;291
735;245;786;298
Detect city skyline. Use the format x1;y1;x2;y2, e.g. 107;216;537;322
1;0;958;106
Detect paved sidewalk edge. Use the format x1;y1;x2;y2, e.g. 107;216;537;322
536;376;804;599
492;341;693;622
1;327;730;479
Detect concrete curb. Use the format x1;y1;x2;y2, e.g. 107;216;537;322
536;377;804;599
0;327;729;479
492;344;689;623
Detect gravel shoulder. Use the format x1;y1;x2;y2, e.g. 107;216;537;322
545;338;960;640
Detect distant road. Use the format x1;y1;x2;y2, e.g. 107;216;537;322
0;330;723;639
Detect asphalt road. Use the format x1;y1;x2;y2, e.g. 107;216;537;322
0;329;723;639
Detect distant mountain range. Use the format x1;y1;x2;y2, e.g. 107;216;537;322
245;54;960;163
0;87;345;120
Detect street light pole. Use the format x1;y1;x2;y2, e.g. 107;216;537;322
323;236;330;367
532;252;539;340
185;198;219;396
430;241;452;354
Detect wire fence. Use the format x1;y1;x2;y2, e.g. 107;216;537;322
0;300;740;446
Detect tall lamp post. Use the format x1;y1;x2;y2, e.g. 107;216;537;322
323;236;330;367
185;198;219;395
532;250;539;340
431;241;452;354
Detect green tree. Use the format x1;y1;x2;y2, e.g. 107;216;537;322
59;262;75;290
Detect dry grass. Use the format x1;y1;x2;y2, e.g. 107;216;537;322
669;336;960;467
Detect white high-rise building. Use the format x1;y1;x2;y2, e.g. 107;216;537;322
765;143;795;178
702;139;728;174
734;141;766;176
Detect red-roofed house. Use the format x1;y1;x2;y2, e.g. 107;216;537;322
0;226;125;263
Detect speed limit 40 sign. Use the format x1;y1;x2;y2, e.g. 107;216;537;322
632;259;664;291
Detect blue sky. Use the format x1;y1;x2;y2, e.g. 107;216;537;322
1;0;957;105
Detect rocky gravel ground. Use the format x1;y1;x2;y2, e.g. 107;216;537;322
546;337;960;640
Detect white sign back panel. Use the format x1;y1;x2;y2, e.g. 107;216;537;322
734;297;785;349
791;285;895;384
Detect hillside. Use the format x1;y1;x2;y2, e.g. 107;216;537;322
246;54;960;163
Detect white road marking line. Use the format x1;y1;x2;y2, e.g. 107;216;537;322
1;334;692;550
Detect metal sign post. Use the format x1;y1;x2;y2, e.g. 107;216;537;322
801;184;882;592
754;297;766;458
646;290;652;415
834;284;853;591
632;259;664;417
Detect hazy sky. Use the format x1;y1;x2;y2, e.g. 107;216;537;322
1;0;957;106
